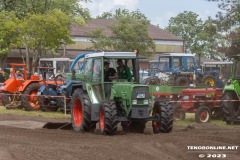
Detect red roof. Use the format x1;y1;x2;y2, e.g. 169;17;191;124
70;19;183;41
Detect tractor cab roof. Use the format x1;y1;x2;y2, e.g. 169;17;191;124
85;52;137;59
158;53;195;57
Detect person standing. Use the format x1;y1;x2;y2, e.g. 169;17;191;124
0;69;5;83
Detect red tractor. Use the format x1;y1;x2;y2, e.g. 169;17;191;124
0;64;41;110
173;88;223;123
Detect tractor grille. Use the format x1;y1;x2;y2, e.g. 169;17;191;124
132;86;149;100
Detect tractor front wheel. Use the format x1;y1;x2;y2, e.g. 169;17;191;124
99;100;118;135
21;82;40;111
71;89;94;132
195;106;211;123
2;92;13;107
152;100;173;133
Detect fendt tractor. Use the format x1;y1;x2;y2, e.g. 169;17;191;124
221;54;240;124
70;51;173;135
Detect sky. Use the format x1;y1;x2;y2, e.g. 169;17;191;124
80;0;221;28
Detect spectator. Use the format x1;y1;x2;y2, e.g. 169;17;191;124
116;59;131;81
0;69;5;83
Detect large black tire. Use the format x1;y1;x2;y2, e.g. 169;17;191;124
2;92;13;107
173;103;186;121
21;82;40;111
176;77;189;86
195;106;211;123
203;75;215;87
71;89;94;132
211;107;223;120
152;100;173;133
99;100;118;135
221;92;240;123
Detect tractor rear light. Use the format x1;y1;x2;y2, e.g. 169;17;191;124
132;100;137;104
143;100;148;105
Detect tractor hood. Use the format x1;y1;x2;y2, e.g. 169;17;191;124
110;83;149;100
0;78;21;93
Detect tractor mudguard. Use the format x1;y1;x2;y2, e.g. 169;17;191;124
18;80;40;92
1;78;20;93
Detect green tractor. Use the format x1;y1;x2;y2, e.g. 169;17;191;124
221;55;240;124
70;51;173;135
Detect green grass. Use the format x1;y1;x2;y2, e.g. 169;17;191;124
0;106;70;119
174;113;231;126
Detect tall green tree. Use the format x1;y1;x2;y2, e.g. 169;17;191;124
0;0;90;71
207;0;240;57
0;11;21;68
19;9;73;71
165;11;223;64
89;9;155;57
217;1;240;56
0;0;91;20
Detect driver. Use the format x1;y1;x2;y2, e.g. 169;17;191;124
104;61;118;82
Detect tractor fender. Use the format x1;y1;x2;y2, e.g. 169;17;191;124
224;81;240;98
18;80;40;92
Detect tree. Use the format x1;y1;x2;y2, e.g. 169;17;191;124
0;0;90;71
207;0;240;57
89;9;155;57
0;11;21;69
19;9;73;72
165;11;223;64
0;0;91;20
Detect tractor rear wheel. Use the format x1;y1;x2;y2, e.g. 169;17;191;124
176;77;189;86
71;89;94;132
195;106;211;123
99;100;118;135
152;100;173;133
221;92;240;124
21;82;40;111
203;76;215;87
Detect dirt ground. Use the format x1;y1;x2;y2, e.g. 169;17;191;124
0;113;239;160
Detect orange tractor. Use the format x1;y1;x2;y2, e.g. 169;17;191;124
0;63;41;110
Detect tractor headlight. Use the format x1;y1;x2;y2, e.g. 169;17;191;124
143;99;149;105
132;100;137;104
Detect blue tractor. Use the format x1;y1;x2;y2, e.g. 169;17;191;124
144;53;225;88
37;53;88;112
